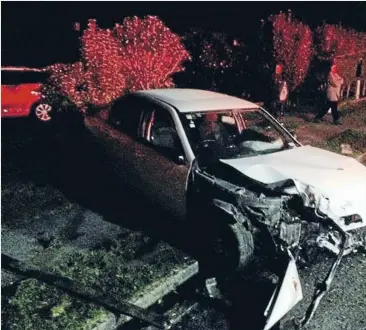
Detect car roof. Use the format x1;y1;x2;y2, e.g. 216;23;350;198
1;66;45;73
133;88;260;113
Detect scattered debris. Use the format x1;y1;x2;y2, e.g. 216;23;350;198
205;278;223;299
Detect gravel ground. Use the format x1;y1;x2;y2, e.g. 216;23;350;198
170;253;366;330
281;253;366;330
2;116;366;330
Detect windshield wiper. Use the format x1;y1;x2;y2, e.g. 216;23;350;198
256;146;287;155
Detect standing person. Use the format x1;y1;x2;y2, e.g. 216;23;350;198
277;79;289;116
270;63;288;118
314;63;344;125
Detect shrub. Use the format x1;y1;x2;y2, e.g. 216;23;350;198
46;16;190;110
315;24;366;83
269;10;313;91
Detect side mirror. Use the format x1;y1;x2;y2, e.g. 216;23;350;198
176;154;186;165
196;140;220;167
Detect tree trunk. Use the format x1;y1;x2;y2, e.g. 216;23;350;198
362;79;366;97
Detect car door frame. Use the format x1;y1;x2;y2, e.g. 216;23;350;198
138;98;195;163
85;95;197;220
131;97;195;220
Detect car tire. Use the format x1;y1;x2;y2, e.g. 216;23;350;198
31;102;53;123
202;221;254;277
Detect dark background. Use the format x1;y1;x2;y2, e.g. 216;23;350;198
2;1;366;68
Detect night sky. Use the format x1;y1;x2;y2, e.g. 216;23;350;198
2;1;366;68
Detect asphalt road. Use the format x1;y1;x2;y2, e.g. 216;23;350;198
2;116;366;330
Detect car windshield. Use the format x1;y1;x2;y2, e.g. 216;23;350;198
1;70;49;85
179;108;298;160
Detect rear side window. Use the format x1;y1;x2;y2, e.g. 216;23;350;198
1;71;49;85
108;96;145;138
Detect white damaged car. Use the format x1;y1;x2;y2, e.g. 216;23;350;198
85;89;366;329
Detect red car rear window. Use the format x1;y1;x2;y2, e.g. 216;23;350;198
2;71;49;85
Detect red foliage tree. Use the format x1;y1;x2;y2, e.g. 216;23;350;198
269;11;313;91
315;24;366;83
115;16;190;91
47;16;190;110
315;24;359;60
46;62;87;109
81;19;127;107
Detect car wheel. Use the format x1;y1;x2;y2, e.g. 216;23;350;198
32;103;53;123
204;222;254;277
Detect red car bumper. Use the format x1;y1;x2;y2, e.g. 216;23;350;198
1;104;32;118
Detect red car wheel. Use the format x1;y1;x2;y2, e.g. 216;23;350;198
33;103;53;122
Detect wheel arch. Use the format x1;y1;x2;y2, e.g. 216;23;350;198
212;198;252;230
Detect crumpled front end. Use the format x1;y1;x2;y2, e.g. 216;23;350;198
191;160;366;329
291;180;366;256
232;177;366;328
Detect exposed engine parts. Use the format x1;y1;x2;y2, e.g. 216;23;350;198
191;164;365;329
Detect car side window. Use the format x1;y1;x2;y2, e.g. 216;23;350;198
108;97;144;138
143;107;186;162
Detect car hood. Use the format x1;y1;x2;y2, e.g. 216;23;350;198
220;146;366;229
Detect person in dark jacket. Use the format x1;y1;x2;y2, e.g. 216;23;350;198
314;63;344;125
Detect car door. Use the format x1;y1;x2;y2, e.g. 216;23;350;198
84;96;146;186
132;103;190;221
85;97;190;220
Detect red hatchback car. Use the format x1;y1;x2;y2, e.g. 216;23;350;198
1;67;53;122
